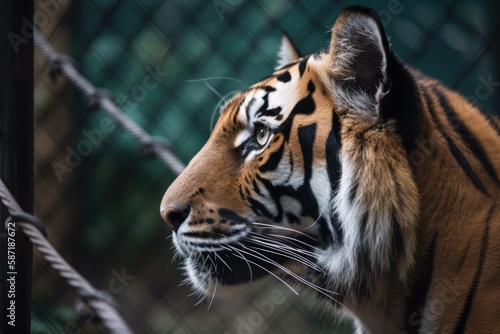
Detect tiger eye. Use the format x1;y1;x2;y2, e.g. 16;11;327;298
256;126;271;146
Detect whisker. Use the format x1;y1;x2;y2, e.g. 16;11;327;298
301;187;331;231
244;237;323;272
203;81;224;99
208;267;218;310
252;222;317;241
208;283;217;310
185;76;248;86
247;237;318;261
202;252;213;268
247;244;322;273
249;232;325;256
179;277;191;287
231;244;299;296
193;259;213;306
193;285;210;306
238;245;343;304
213;247;232;272
171;249;182;263
221;245;253;281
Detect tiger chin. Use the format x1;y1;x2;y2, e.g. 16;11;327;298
160;6;500;334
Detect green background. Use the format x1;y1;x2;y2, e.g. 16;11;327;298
32;0;499;333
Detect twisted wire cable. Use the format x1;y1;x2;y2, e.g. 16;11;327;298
28;28;191;332
0;179;133;334
34;29;185;175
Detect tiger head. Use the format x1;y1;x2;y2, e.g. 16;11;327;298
161;6;420;299
160;5;500;332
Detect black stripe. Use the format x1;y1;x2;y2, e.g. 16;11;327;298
423;90;489;195
483;112;500;137
403;234;437;334
253;174;285;221
244;185;251;197
296;124;320;218
298;124;316;181
256;88;272;117
280;80;316;141
184;230;233;238
277;71;291;82
232;103;240;125
238;184;245;200
260;106;282;118
289;81;315;117
259;143;285;173
331;212;343;245
456;244;470;272
352;276;372;301
218;208;248;223
324;111;343;246
282;151;295;184
236;137;256;160
247;197;274;219
391;215;404;269
273;59;302;72
356;211;371;273
359;211;369;243
326;111;342;195
349;182;358;203
245;97;256;123
298;56;309;77
306;79;315;94
453;205;494;334
285;212;300;224
316;217;332;247
379;62;421;156
434;89;500;189
251;124;320;226
252;179;261;196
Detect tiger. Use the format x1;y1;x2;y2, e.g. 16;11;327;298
160;6;500;334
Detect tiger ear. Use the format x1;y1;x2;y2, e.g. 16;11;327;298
275;33;302;70
328;6;394;113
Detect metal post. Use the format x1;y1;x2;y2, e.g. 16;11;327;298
0;0;34;333
493;0;500;118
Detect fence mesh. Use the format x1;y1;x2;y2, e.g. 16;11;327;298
33;0;499;333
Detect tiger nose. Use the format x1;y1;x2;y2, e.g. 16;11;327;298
160;206;191;232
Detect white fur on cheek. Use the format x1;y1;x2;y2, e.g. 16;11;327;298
317;157;359;285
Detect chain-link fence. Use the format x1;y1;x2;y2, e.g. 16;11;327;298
31;0;499;333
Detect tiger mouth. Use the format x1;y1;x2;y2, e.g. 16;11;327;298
189;248;284;286
177;233;319;287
